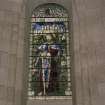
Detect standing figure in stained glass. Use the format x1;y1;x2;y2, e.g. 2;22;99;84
34;34;60;96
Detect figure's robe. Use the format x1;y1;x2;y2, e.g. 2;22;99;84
35;43;60;94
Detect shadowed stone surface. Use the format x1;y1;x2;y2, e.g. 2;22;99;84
0;0;105;105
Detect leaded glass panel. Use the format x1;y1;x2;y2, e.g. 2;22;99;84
28;4;72;99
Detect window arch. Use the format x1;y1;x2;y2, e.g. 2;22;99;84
28;3;72;99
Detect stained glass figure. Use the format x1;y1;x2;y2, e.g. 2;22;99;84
28;4;72;98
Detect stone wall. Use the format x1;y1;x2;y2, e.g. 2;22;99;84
0;0;25;105
73;0;105;105
0;0;105;105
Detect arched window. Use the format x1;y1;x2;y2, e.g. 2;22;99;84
28;3;72;99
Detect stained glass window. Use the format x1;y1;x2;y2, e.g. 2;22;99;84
28;4;72;99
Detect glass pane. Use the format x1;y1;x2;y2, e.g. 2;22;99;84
28;4;72;98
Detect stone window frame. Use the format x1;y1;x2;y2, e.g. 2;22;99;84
22;0;75;104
